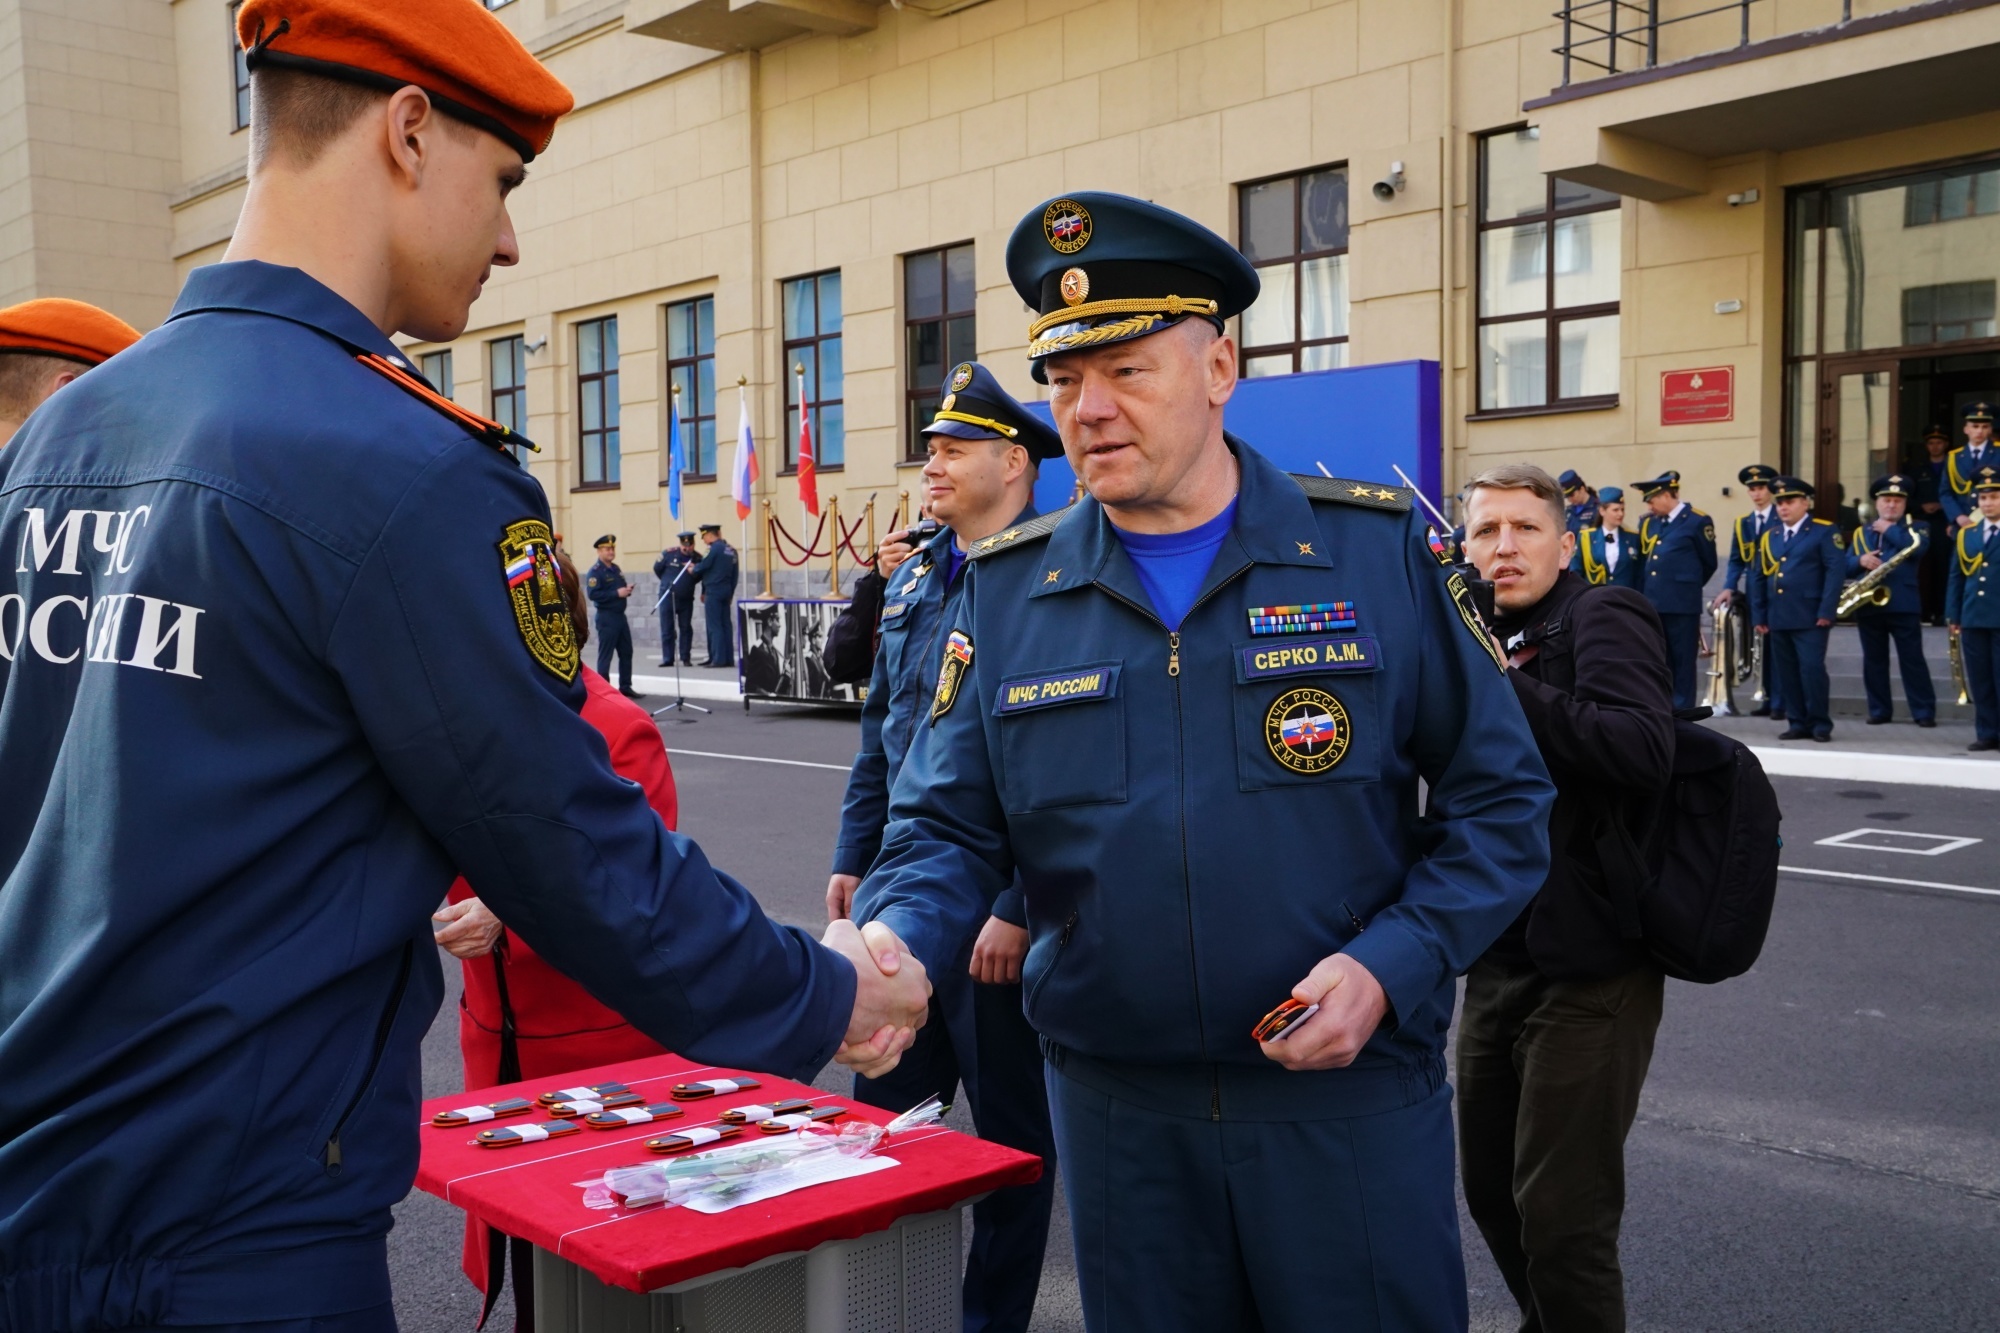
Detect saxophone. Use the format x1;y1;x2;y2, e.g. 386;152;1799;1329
1836;526;1924;620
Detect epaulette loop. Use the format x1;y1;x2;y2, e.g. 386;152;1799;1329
1291;473;1413;513
357;353;541;457
967;504;1075;560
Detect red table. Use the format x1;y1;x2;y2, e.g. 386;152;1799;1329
416;1053;1041;1331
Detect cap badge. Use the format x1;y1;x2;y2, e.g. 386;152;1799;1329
949;363;974;392
1263;687;1350;775
939;393;956;412
1060;267;1090;306
1043;199;1092;255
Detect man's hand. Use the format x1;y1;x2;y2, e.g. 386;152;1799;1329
1960;514;1978;529
825;919;930;1079
968;917;1029;985
620;585;634;598
1259;953;1387;1071
1816;617;1833;628
1756;623;1769;636
1870;517;1893;534
432;897;505;959
1860;552;1883;570
1715;589;1734;605
826;873;859;923
876;528;917;580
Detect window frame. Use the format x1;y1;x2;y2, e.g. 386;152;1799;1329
418;349;453;400
229;1;250;133
781;271;844;475
488;335;528;464
575;317;621;492
1236;165;1352;377
664;296;717;484
1472;125;1623;420
902;243;978;461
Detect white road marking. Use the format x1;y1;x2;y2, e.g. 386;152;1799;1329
666;748;849;773
1781;865;2000;899
1814;828;1983;857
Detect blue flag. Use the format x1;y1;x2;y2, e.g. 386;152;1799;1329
667;385;686;520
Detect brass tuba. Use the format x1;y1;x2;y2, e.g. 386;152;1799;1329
1951;629;1971;707
1706;594;1758;714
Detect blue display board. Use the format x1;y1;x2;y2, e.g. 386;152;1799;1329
1027;359;1441;518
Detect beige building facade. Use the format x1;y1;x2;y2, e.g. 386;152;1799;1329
8;0;2000;585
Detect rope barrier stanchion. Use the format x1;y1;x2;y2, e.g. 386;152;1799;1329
826;494;842;600
760;499;774;598
863;495;877;571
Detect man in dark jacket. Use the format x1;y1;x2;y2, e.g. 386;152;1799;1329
653;531;698;666
693;523;740;667
1457;463;1675;1333
586;534;638;697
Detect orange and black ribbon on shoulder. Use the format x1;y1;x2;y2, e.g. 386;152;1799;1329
357;352;539;456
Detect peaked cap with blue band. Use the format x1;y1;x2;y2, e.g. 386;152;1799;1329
1771;474;1814;501
923;361;1064;460
1006;192;1260;383
1738;463;1778;486
1633;469;1682;499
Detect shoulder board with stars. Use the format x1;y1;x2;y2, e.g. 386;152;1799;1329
1290;473;1413;513
966;505;1076;561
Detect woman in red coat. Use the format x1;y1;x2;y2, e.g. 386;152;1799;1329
430;549;676;1325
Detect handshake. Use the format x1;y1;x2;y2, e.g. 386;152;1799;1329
821;918;931;1077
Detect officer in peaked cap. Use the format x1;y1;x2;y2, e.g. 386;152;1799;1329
1748;476;1844;741
0;297;143;447
1849;474;1936;726
1558;469;1598;535
1633;469;1719;709
1949;464;2000;749
855;192;1553;1331
0;1;926;1324
586;532;639;697
1722;463;1784;716
653;529;700;666
1916;424;1955;621
832;361;1062;1333
1945;401;1999;528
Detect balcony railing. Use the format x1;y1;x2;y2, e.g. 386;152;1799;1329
1554;0;1880;86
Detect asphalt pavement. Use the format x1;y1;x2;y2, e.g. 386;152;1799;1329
388;696;2000;1332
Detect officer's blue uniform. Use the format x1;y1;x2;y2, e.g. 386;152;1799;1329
833;361;1062;1333
1724;495;1783;716
1558;471;1598;536
0;262;856;1330
586;544;635;689
653;536;698;664
692;531;739;666
1947;476;2000;746
1848;476;1935;725
1634;473;1718;709
1572;525;1642;590
1941;404;1997;526
1749;481;1845;740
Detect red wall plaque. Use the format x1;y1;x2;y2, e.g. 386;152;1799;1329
1660;367;1734;425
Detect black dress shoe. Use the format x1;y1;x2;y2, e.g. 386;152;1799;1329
681;658;694;666
1866;716;1889;725
1750;706;1773;717
1970;740;2000;752
1812;733;1832;743
620;686;643;699
1778;728;1811;740
698;660;718;667
1917;718;1937;728
1770;712;1787;722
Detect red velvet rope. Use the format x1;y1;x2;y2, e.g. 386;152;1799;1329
767;512;830;566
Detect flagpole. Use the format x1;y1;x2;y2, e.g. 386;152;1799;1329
737;376;751;597
794;361;809;598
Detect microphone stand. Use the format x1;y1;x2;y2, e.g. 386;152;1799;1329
652;561;710;720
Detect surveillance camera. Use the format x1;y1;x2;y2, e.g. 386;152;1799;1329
1372;161;1407;202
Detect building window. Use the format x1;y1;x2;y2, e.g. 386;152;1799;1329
488;335;527;463
229;1;250;131
576;317;620;488
1904;166;2000;227
419;350;453;399
1475;127;1622;413
904;244;976;458
1238;167;1350;376
1903;282;1997;345
666;296;716;480
782;271;843;472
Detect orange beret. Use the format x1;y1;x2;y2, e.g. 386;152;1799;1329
237;0;574;163
0;299;142;366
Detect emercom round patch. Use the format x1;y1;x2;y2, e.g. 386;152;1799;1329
1263;687;1349;774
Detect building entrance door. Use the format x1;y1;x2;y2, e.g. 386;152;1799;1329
1817;357;1898;527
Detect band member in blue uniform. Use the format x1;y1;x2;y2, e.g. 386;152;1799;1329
1916;425;1953;623
1559;469;1598;535
1943;402;1998;529
1749;477;1844;741
1849;475;1936;726
1634;470;1718;709
1571;484;1641;589
586;533;639;697
1947;465;2000;751
693;522;740;666
1720;464;1781;716
830;362;1064;1333
653;530;698;665
0;6;926;1327
856;191;1554;1333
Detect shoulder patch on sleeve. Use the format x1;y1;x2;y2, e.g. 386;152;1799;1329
967;504;1075;561
1291;474;1414;513
498;519;579;682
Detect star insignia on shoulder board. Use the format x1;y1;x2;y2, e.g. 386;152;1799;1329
1374;488;1398;501
978;536;1002;551
1001;528;1022;543
1045;569;1061;583
1296;541;1315;556
1348;484;1372;498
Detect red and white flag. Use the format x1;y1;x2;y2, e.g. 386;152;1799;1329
795;363;819;518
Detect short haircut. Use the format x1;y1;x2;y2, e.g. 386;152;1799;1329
554;548;589;647
0;351;85;420
1467;463;1565;529
250;66;475;169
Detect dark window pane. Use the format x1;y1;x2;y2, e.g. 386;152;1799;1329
605;379;621;430
820;402;844;467
820;335;843;397
783;279;814;339
946;244;977;313
697;356;715;420
605;436;620;484
818;272;842;332
910;322;943;389
667;303;693;359
604;319;619;367
1241;177;1295;262
696;297;715;354
1552;176;1619;212
1300;169;1348;254
581;387;602;431
580;322;602;374
906;252;943;320
946;315;976;367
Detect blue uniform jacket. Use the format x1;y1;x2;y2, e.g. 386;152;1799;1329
1572;526;1642;590
832;516;1029;928
1638;504;1719;615
1723;509;1777;594
1942;445;1996;524
1845;519;1924;616
1947;524;2000;629
0;263;852;1331
692;539;739;597
586;558;629;619
654;547;697;603
1749;519;1845;629
1564;498;1598;535
854;442;1553;1113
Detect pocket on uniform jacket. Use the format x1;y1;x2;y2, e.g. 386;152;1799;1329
1229;636;1383;792
995;662;1127;813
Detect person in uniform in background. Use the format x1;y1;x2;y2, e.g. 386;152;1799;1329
431;547;674;1322
829;362;1065;1333
0;4;928;1326
856;191;1554;1333
653;530;698;666
1849;475;1936;727
1947;466;2000;751
1559;469;1599;536
1634;470;1719;710
821;510;928;687
1943;402;1997;530
586;534;639;697
1750;477;1843;742
693;521;739;667
0;297;141;446
1571;484;1641;589
1721;464;1783;718
1916;426;1954;624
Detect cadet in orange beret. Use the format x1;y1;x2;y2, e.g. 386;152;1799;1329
0;296;141;446
0;1;927;1329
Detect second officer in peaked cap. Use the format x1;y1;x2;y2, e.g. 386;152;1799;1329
1749;476;1844;741
855;192;1553;1331
1849;474;1937;726
1632;469;1719;708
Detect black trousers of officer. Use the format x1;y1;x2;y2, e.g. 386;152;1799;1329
1963;627;2000;743
595;613;633;689
660;595;695;664
854;972;1057;1333
1856;611;1936;722
1656;612;1700;710
1770;625;1832;737
702;593;736;666
130;1306;396;1333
